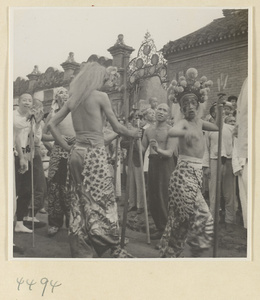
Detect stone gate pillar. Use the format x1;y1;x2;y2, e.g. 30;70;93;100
27;65;41;95
61;52;80;83
107;35;134;119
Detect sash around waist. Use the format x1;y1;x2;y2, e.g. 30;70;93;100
75;131;104;147
178;154;202;169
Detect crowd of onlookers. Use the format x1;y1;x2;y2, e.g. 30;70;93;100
13;77;248;255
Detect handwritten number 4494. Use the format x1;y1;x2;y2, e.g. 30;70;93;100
17;277;62;296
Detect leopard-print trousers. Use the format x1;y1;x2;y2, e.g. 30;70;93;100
66;144;122;258
160;160;214;258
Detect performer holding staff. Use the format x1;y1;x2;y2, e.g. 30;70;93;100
48;62;141;258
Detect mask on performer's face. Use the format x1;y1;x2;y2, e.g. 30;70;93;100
180;94;199;120
55;88;69;108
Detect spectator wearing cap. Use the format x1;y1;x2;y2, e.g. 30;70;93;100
223;101;233;119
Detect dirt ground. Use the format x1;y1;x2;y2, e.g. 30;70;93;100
13;195;247;259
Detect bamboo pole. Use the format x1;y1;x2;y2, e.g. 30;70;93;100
120;139;134;248
137;120;150;244
120;52;131;248
29;117;35;248
213;96;224;257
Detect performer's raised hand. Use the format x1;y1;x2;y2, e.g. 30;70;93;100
217;93;226;105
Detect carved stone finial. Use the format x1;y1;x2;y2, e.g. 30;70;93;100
66;52;75;63
114;34;125;46
31;65;41;75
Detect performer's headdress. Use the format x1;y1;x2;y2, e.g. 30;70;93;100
104;66;121;88
51;87;68;111
167;68;213;105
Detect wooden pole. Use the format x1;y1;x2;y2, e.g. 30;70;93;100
213;98;224;257
120;139;134;248
29;117;35;248
120;52;131;249
137;119;151;244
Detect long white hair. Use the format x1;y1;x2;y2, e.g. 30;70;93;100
68;62;107;112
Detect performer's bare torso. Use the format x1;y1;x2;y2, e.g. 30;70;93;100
145;124;171;155
178;118;205;159
57;113;75;137
71;90;105;135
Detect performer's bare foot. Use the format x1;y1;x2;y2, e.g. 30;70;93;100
15;221;33;233
23;216;40;222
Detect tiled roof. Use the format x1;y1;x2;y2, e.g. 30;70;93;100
162;9;248;57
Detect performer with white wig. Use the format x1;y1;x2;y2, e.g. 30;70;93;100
48;62;141;258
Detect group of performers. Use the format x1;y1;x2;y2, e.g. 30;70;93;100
13;62;248;258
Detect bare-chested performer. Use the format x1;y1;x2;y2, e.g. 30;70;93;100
43;87;75;236
142;103;177;239
48;62;141;258
160;68;219;258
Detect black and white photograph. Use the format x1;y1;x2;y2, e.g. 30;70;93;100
10;6;251;260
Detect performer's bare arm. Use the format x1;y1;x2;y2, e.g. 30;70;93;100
14;133;28;173
150;136;176;158
149;136;175;158
202;96;224;132
202;120;219;131
47;104;71;151
104;130;118;146
168;120;187;138
100;94;141;139
141;129;149;153
42;113;55;142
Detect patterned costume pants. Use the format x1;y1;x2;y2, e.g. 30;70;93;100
47;145;70;228
160;160;213;258
67;144;127;258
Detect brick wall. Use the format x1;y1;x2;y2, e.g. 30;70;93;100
167;43;248;115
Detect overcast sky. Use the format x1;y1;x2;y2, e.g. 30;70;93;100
11;7;225;80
